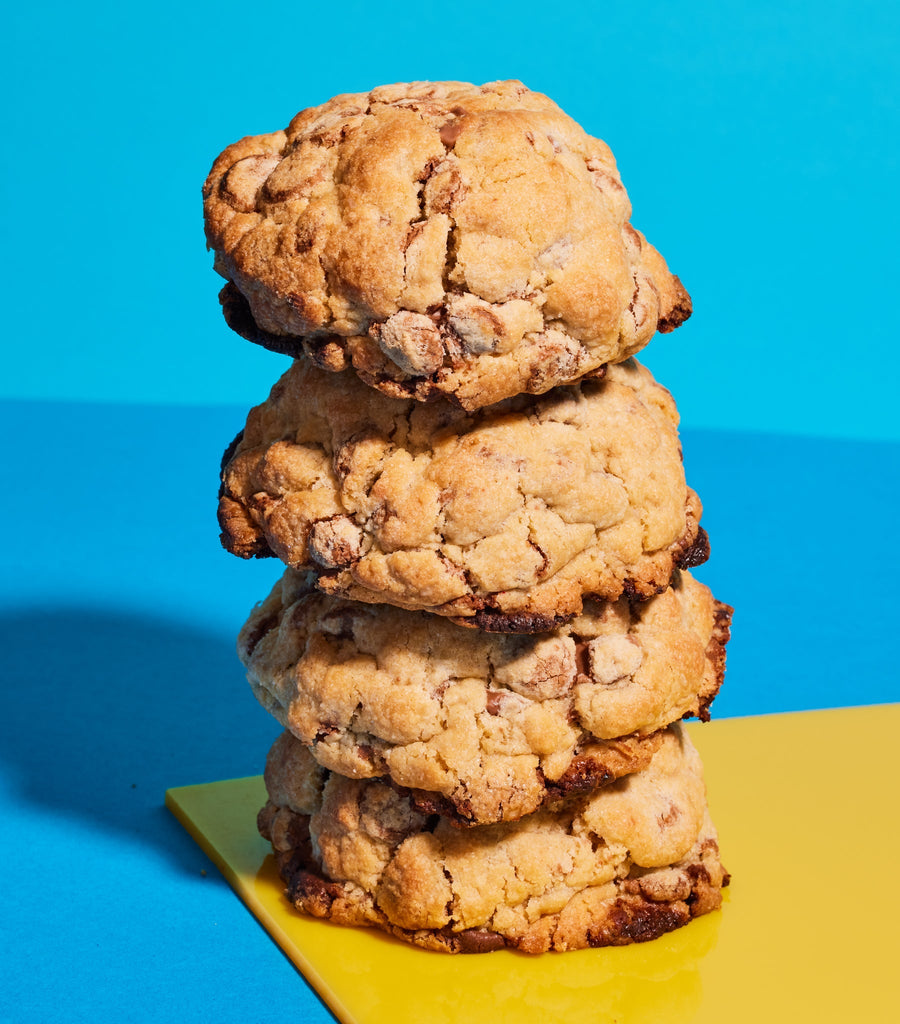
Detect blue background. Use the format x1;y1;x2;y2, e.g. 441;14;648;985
5;0;899;439
2;2;898;1021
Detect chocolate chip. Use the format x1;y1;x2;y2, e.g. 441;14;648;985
439;120;463;147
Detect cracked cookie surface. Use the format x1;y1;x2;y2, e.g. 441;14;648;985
219;357;707;626
204;80;691;410
240;569;731;825
258;724;727;953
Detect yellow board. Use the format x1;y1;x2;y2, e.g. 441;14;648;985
167;705;900;1024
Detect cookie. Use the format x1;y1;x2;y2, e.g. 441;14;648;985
258;724;727;953
240;568;731;825
219;357;708;627
204;80;691;410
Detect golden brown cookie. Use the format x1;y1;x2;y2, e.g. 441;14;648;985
219;357;708;628
258;725;727;953
240;569;731;825
204;80;691;410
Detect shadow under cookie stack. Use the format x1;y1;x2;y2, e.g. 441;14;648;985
203;80;733;954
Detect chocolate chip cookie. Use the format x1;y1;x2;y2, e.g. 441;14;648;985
204;80;691;410
258;724;727;953
240;569;731;825
219;357;708;627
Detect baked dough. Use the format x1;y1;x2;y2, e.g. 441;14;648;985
219;357;708;627
240;569;731;825
258;724;727;953
204;80;691;410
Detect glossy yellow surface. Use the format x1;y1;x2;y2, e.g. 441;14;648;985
167;705;900;1023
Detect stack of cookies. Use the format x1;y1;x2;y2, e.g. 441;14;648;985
203;80;733;954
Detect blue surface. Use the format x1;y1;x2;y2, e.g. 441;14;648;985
2;398;898;1022
4;0;900;440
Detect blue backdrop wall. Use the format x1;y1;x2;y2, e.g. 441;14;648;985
5;0;898;441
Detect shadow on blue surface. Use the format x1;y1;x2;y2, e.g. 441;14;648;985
0;605;281;866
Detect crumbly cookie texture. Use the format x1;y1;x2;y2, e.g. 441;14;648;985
258;725;727;953
219;357;708;627
240;569;731;826
204;80;691;410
